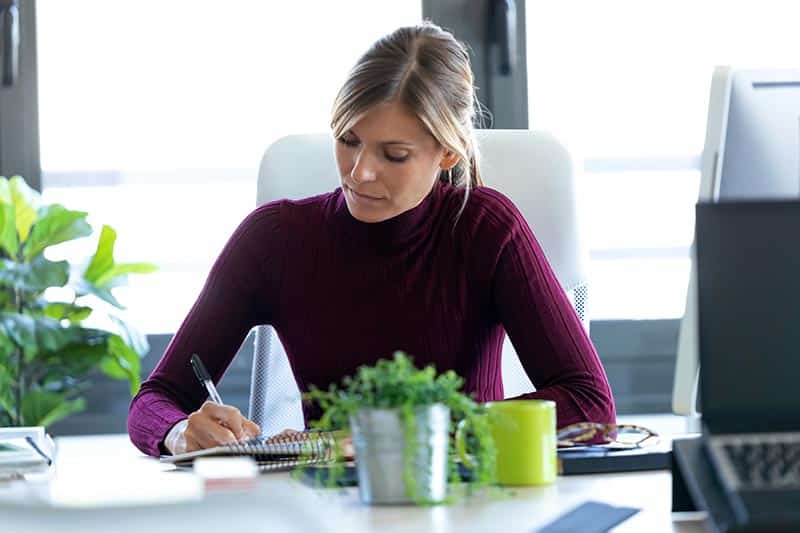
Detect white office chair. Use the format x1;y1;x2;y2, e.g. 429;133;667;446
248;130;590;435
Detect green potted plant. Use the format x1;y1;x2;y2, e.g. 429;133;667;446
0;175;156;428
306;351;496;505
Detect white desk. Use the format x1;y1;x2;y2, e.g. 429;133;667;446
0;435;706;533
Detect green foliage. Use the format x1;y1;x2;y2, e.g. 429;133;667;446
23;204;92;261
72;225;157;309
21;390;87;429
0;175;157;428
0;179;19;258
305;352;496;503
83;225;157;289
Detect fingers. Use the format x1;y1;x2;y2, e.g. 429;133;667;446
201;402;247;439
185;410;237;451
243;419;261;438
341;436;355;460
203;421;238;448
263;428;302;443
183;402;261;451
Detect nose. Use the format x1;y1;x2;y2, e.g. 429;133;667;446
350;147;377;184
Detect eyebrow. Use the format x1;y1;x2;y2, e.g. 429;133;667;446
345;131;414;147
381;141;414;147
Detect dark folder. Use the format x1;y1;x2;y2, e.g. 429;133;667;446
558;443;672;475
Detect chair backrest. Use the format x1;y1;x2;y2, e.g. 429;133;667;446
249;130;590;434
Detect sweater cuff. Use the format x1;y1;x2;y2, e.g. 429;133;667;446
163;419;189;455
151;406;190;456
129;395;191;457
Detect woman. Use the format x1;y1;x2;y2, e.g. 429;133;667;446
128;22;615;457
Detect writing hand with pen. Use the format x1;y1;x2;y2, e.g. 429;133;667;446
166;354;353;457
166;354;262;455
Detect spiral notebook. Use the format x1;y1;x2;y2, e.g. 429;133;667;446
160;431;336;473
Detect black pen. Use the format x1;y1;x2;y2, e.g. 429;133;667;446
190;353;224;404
25;436;52;466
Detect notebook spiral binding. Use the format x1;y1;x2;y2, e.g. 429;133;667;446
225;431;336;463
162;430;338;472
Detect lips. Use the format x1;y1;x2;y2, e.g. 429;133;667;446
346;185;384;201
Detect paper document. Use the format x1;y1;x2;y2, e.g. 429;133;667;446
0;427;55;478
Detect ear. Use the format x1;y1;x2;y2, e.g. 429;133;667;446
439;151;460;171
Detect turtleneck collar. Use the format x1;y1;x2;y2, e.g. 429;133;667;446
334;182;442;253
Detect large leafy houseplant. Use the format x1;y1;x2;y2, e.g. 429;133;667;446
0;175;156;428
306;351;496;504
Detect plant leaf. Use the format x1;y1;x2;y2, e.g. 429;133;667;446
95;262;158;288
37;330;110;380
0;289;11;309
104;333;141;395
83;225;116;284
74;224;125;308
9;175;41;243
0;312;36;352
74;278;124;309
21;389;86;427
109;315;150;357
0;331;14;360
0;363;14;416
23;204;91;261
28;317;69;354
0;313;86;359
0;178;19;258
0;256;69;292
98;356;127;379
43;302;92;323
43;346;105;381
82;225;156;288
0;177;9;202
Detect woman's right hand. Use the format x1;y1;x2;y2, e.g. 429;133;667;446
170;402;261;454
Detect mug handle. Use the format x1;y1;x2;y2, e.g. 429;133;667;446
455;419;478;471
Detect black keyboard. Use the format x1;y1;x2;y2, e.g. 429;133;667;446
722;440;800;490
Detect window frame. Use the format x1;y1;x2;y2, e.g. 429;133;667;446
0;0;40;189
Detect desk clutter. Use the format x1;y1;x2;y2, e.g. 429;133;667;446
162;425;673;483
0;426;55;479
301;441;673;489
557;441;672;475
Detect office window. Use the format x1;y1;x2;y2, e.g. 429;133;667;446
37;1;422;333
526;1;800;319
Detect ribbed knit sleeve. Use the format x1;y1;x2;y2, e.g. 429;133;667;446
488;193;616;428
127;202;284;456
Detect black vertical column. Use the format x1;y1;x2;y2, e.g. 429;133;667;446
0;0;40;190
423;0;528;129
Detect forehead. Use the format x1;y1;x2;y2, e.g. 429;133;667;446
351;101;436;146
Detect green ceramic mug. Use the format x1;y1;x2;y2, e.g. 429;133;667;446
458;399;557;486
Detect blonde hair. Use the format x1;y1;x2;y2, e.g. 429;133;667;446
331;22;485;213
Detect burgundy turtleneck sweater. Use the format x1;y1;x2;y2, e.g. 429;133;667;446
128;182;615;457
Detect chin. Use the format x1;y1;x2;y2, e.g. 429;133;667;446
344;199;391;223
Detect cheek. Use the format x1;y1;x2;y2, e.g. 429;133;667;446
391;166;434;201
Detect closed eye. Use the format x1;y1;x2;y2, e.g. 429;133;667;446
337;136;360;147
385;153;408;163
337;133;408;163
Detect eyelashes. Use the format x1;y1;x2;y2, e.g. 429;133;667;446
336;136;409;164
385;153;408;163
337;136;359;147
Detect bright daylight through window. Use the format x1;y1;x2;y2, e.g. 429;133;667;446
526;0;800;319
37;1;422;333
37;1;800;329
